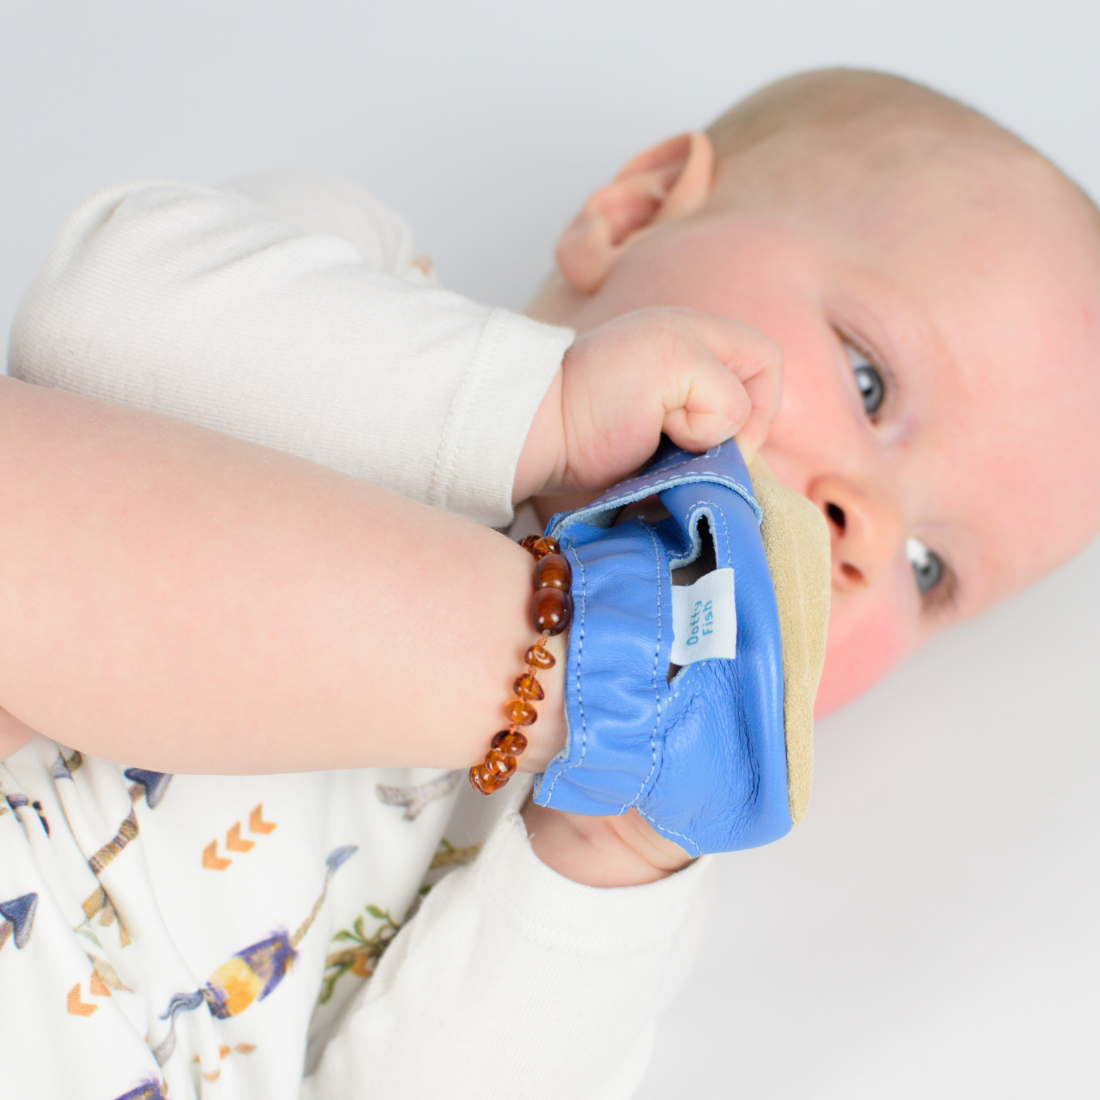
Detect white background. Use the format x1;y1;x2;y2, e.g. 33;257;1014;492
2;2;1097;1096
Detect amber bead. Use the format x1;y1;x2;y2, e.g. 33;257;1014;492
531;586;572;635
534;552;572;592
491;730;528;756
525;643;556;669
469;763;506;795
520;534;541;555
530;536;561;561
484;750;517;780
512;671;545;701
505;698;538;726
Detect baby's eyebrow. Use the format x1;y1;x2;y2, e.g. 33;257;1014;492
828;270;954;386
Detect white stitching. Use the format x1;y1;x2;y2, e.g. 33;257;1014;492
675;499;734;569
716;505;733;565
624;522;664;810
635;807;702;858
550;453;762;538
607;449;706;489
547;487;745;833
667;663;699;706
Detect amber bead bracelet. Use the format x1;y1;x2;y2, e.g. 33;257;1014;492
468;535;573;795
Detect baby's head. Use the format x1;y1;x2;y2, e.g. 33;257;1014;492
529;68;1100;714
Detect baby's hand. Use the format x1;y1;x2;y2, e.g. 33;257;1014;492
513;308;782;505
522;800;693;887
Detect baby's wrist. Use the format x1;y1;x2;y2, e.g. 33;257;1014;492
513;627;569;773
522;800;694;888
468;537;570;794
512;367;566;506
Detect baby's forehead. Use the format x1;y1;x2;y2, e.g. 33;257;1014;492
827;145;1100;362
840;144;1087;259
708;69;1100;284
716;107;1094;256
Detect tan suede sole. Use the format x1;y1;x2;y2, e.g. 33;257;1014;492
750;457;830;827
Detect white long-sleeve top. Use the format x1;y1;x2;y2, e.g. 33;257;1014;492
2;175;712;1100
10;170;576;527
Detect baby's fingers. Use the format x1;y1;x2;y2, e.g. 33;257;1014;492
661;322;782;461
731;338;784;463
661;357;753;453
675;314;783;463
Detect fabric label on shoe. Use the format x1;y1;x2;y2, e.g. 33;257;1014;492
670;567;737;665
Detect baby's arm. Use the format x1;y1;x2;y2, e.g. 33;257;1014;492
10;173;780;524
6;175;781;887
0;182;757;1093
0;373;694;896
0;375;567;775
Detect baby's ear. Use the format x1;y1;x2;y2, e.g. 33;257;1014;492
555;131;714;293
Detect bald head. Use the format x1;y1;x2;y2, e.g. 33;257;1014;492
708;69;1014;159
699;69;1100;586
705;68;1100;232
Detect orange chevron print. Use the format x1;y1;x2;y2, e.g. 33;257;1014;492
67;983;97;1016
194;1043;255;1065
225;822;254;852
204;804;278;869
193;1040;257;1083
203;841;232;871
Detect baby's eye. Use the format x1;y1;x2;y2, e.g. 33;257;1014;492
906;537;944;595
845;343;885;417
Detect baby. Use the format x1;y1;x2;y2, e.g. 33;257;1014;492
3;68;1099;1099
529;68;1100;715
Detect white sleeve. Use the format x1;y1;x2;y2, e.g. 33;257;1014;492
301;813;713;1100
7;174;574;526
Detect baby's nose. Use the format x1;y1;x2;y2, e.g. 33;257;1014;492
807;479;903;592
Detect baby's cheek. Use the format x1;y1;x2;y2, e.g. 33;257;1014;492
813;588;913;718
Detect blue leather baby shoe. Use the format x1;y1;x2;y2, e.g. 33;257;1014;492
532;440;828;856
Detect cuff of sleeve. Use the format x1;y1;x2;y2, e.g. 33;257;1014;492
475;812;711;955
430;310;574;527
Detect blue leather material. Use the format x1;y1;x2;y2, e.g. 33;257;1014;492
531;440;791;855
